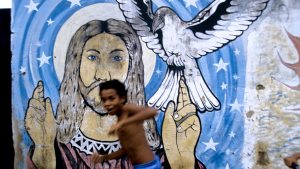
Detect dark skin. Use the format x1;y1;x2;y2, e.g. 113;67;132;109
91;89;158;165
284;153;300;168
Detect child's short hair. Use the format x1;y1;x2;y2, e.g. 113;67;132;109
99;79;128;103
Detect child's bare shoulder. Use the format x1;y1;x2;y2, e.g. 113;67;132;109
123;103;143;113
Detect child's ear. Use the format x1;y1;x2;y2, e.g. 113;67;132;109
121;96;126;104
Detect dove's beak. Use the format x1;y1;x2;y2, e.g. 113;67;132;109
152;14;164;33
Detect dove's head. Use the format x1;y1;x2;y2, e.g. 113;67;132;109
152;8;174;32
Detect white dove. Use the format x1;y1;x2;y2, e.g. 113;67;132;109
116;0;269;112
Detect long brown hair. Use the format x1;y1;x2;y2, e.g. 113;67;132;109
56;19;145;143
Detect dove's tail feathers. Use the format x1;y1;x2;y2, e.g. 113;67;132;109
185;72;221;112
147;68;182;111
148;67;220;112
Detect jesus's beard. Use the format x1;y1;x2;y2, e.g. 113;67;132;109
78;79;107;115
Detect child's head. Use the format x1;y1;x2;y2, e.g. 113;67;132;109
99;80;128;115
99;79;128;104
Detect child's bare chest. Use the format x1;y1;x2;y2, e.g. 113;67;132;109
117;122;138;136
117;123;146;151
117;114;144;141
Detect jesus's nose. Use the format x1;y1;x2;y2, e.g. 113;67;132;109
95;68;111;82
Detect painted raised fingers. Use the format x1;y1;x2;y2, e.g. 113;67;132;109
177;78;191;109
45;98;56;123
32;81;44;101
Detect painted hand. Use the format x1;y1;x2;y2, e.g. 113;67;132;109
162;78;201;168
25;81;57;147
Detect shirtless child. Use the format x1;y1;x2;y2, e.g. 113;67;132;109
92;79;161;169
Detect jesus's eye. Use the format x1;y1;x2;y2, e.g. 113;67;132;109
112;55;122;62
87;55;97;61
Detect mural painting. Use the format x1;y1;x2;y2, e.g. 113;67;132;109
11;0;300;169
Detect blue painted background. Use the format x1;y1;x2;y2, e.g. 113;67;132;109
12;0;266;168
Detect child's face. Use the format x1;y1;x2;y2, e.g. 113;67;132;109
100;88;125;115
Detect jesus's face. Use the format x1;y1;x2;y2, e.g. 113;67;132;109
79;33;129;114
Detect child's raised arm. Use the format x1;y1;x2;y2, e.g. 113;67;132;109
108;104;158;134
122;104;158;125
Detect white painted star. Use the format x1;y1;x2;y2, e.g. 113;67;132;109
67;0;81;8
225;163;230;169
25;0;39;13
214;58;229;72
229;131;236;138
234;48;240;56
184;0;198;7
47;18;54;25
37;52;51;67
156;69;162;75
20;66;26;74
221;82;228;90
229;99;242;112
233;74;240;80
202;137;219;151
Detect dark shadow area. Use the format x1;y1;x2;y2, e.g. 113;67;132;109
0;8;14;168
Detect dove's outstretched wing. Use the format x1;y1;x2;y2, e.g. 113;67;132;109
116;0;168;61
185;0;269;57
116;0;269;112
